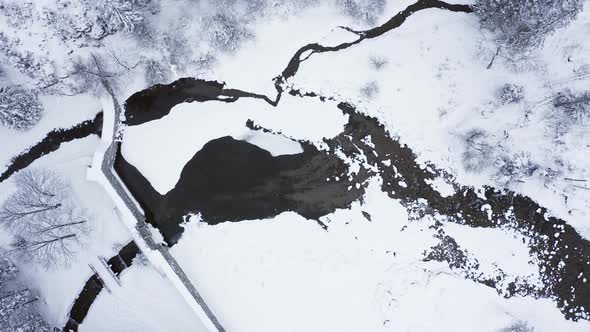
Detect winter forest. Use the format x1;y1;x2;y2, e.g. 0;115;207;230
1;0;590;331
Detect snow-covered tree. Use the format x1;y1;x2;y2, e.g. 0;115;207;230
42;0;151;42
0;251;51;332
0;86;43;130
42;2;106;42
0;2;34;28
475;0;584;53
0;33;55;85
369;56;388;70
335;0;386;25
158;32;193;72
8;51;55;84
497;83;524;104
144;59;171;86
0;169;89;269
94;0;147;34
553;89;590;124
202;13;253;53
240;0;270;16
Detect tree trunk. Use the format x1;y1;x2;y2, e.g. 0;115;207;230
37;220;86;234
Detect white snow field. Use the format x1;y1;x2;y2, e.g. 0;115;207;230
1;0;590;331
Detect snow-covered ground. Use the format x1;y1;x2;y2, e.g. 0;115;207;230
281;1;590;238
79;262;205;332
172;179;589;332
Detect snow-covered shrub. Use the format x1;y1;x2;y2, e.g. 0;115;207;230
161;33;194;72
499;320;535;332
42;4;105;42
462;128;494;171
0;86;43;130
369;56;388;70
0;251;51;331
494;152;539;185
6;51;55;83
553;89;590;124
0;2;33;28
144;59;171;86
193;52;217;73
1;169;90;269
202;13;253;53
360;81;379;99
475;0;584;52
497;83;524;104
335;0;386;25
95;0;145;34
0;33;56;85
8;51;38;77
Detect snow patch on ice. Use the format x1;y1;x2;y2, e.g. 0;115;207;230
426;176;456;197
240;131;303;156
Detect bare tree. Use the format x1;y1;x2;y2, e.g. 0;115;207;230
69;54;119;97
493;152;539;186
369;55;388;70
95;0;146;34
0;169;89;269
144;59;171;86
202;13;253;53
360;81;379;99
336;0;386;25
462;128;494;172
